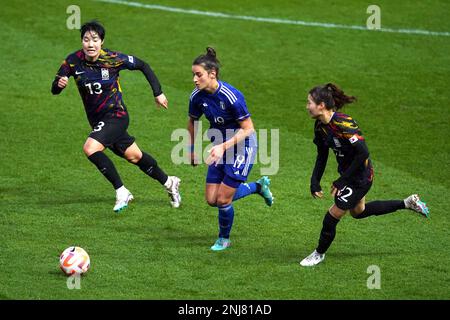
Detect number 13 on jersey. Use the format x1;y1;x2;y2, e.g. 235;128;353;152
85;82;102;94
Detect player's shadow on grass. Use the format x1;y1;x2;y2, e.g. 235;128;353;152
36;195;111;205
133;197;177;208
145;228;213;247
243;247;303;262
330;250;399;259
47;269;70;279
48;270;90;282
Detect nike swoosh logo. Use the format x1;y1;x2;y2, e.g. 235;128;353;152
75;71;85;75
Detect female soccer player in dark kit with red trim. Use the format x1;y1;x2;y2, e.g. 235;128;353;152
51;21;181;212
300;83;429;266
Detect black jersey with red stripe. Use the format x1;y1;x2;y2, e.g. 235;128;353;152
314;112;373;185
52;49;156;126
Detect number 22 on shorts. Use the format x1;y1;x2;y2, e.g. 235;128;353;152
337;186;353;203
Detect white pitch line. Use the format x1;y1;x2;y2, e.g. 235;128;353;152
95;0;450;37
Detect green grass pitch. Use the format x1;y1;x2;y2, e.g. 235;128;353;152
1;0;449;299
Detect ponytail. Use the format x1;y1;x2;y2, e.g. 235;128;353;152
193;47;220;78
205;47;217;59
309;83;357;110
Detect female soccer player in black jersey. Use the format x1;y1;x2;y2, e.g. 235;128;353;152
51;21;181;212
300;83;429;266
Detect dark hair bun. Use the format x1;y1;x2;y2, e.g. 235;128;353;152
206;47;216;58
192;47;220;78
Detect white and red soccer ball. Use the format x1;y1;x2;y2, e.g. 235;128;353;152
59;246;90;276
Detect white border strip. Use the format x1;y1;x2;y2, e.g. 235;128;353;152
95;0;450;37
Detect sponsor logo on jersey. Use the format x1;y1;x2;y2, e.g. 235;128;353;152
220;101;226;110
333;137;342;148
101;68;109;80
128;55;134;63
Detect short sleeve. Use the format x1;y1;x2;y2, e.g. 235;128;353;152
230;92;250;121
188;94;203;119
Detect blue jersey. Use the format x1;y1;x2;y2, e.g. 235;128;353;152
189;81;257;147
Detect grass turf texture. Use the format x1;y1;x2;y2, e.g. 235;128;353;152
0;0;449;299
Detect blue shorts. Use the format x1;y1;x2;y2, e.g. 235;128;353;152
206;145;257;189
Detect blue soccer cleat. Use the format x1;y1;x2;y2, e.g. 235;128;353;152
404;194;430;218
210;238;231;251
256;176;274;207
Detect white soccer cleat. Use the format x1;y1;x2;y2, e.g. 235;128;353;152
300;250;325;267
113;188;134;212
404;194;429;218
165;176;181;208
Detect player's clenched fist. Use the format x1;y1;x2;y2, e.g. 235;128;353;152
58;76;69;89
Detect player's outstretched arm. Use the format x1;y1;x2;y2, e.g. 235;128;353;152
132;57;166;108
155;93;168;109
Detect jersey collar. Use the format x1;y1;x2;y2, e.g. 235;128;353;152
211;80;222;95
326;111;336;124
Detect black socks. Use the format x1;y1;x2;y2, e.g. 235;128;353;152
316;211;340;254
354;200;405;219
88;151;123;189
135;152;168;185
314;200;406;255
87;151;168;189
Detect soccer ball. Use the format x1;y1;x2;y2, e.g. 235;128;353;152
59;246;90;276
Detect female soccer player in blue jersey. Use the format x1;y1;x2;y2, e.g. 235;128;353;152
300;83;430;266
187;47;274;251
51;21;181;212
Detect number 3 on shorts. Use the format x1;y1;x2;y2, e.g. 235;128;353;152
337;186;353;203
93;121;105;132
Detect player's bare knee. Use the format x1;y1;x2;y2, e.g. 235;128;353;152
83;144;98;157
206;198;217;207
83;139;104;156
329;206;346;219
349;210;360;218
126;154;141;164
206;193;220;207
124;146;143;164
216;197;232;207
350;205;365;218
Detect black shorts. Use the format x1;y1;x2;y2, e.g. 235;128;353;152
334;181;372;210
89;115;135;156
